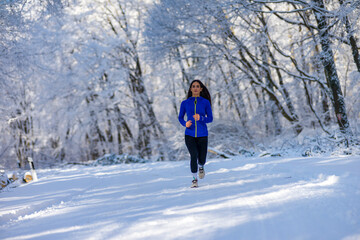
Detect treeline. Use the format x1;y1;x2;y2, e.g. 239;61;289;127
0;0;359;168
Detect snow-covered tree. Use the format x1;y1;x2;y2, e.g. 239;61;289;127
145;0;358;138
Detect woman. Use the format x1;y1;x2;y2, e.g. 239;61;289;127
178;80;213;188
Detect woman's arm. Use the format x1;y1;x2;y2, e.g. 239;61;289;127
178;101;187;127
200;100;213;123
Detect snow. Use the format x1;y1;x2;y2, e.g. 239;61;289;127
1;155;360;240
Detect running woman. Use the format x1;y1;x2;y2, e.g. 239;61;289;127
178;80;213;188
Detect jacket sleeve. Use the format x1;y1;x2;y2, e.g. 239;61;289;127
200;100;213;123
178;101;187;127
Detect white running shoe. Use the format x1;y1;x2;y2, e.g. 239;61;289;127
191;179;198;188
199;167;205;179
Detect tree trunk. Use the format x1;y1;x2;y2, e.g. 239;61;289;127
258;13;302;134
312;0;351;134
218;63;248;127
105;2;165;158
105;109;113;144
175;47;191;94
321;89;331;126
87;109;104;160
260;42;282;135
10;101;34;169
114;105;132;155
128;54;165;158
262;90;270;136
339;0;360;72
268;46;302;134
128;71;152;158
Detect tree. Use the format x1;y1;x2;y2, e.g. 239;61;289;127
312;0;351;134
101;0;165;158
145;0;356;138
338;0;360;72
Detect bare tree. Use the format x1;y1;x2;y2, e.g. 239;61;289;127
103;0;165;158
312;0;351;134
145;0;356;138
338;0;360;72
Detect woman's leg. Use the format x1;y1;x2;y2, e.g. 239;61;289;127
185;135;198;173
197;136;208;167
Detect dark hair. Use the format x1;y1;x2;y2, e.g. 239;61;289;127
187;79;211;106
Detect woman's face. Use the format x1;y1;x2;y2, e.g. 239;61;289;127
190;81;202;97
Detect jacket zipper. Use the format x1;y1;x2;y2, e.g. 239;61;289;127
194;97;197;138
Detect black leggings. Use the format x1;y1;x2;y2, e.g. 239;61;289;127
185;135;208;173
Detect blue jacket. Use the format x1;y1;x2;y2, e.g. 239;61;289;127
178;96;213;137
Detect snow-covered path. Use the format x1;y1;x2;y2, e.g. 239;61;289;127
1;155;360;240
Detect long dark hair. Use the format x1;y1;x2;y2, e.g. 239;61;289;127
187;79;212;106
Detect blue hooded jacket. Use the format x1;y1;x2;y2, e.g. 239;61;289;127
178;96;213;137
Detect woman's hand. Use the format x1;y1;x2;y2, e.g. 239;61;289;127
186;120;192;128
193;114;200;121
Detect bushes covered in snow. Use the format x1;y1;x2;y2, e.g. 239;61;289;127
92;154;149;166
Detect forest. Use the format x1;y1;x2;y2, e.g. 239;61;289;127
1;0;359;169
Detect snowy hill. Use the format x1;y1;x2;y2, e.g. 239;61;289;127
1;155;360;240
